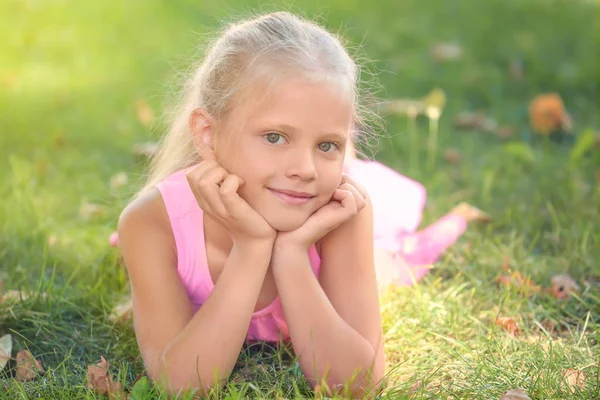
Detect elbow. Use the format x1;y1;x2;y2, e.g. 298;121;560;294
151;349;226;397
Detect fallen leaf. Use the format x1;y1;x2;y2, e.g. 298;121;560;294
496;271;542;296
79;201;105;220
562;368;585;392
431;42;463;62
132;141;159;158
87;356;126;398
443;148;461;164
529;93;572;135
47;235;57;247
495;317;520;336
501;256;511;271
87;356;111;393
508;58;524;81
551;274;579;300
110;172;128;190
454;112;497;133
109;298;133;323
0;334;12;372
136;100;155;127
449;202;491;223
496;126;517;140
499;388;531;400
15;349;44;381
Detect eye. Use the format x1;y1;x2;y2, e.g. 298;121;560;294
318;142;339;153
264;132;286;145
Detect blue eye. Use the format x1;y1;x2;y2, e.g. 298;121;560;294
318;142;338;152
264;133;285;144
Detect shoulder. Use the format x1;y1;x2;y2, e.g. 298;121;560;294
117;188;176;259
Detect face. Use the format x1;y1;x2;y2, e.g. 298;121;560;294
215;77;353;232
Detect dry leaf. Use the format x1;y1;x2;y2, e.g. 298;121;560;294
0;334;12;372
47;235;57;247
529;93;572;135
79;202;105;220
87;356;126;399
15;349;44;381
454;112;497;133
449;202;491;223
499;388;531;400
496;317;520;336
109;298;133;323
562;368;585;392
136;100;155;127
431;42;463;62
508;59;524;81
443;148;461;164
496;126;517;140
132;141;159;158
551;274;579;300
496;271;542;295
110;172;128;190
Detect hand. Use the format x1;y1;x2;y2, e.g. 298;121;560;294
185;145;276;247
276;174;368;250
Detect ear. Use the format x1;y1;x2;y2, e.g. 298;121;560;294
189;108;215;154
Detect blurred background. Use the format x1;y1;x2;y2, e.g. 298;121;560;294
1;0;597;292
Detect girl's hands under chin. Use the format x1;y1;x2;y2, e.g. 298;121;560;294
186;145;277;247
275;174;367;251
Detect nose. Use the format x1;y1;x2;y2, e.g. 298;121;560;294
285;148;317;181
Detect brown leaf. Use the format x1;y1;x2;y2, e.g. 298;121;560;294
110;172;128;190
496;126;517;140
551;274;579;300
562;368;585;393
87;356;111;393
109;298;133;324
454;112;497;133
443;148;461;164
499;388;531;400
529;93;572;135
15;350;44;381
449;202;491;223
496;271;542;296
132;141;159;158
495;317;520;336
135;100;155;127
431;43;463;62
79;201;105;220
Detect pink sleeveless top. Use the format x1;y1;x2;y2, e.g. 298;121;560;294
156;168;322;343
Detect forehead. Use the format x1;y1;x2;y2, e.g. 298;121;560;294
238;77;354;135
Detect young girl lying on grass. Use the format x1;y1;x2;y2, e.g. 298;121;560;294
117;11;481;397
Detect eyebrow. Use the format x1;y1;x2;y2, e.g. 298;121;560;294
266;123;348;142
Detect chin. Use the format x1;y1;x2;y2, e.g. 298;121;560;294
263;212;310;232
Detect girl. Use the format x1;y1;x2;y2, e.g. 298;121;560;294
117;11;475;397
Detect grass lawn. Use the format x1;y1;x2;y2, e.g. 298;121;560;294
0;0;598;398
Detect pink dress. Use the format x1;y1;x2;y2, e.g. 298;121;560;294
111;159;467;342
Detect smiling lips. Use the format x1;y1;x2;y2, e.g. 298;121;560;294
267;188;315;205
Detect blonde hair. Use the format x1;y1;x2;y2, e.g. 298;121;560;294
135;11;380;199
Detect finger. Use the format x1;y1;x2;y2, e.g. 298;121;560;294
340;174;367;199
339;182;366;212
219;174;247;217
196;168;229;218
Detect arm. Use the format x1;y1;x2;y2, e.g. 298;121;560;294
271;197;385;397
117;190;273;396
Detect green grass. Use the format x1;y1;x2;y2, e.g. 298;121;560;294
1;0;598;398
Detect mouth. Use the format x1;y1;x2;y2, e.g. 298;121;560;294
267;188;315;206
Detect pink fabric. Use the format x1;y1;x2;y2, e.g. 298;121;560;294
112;159;468;341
